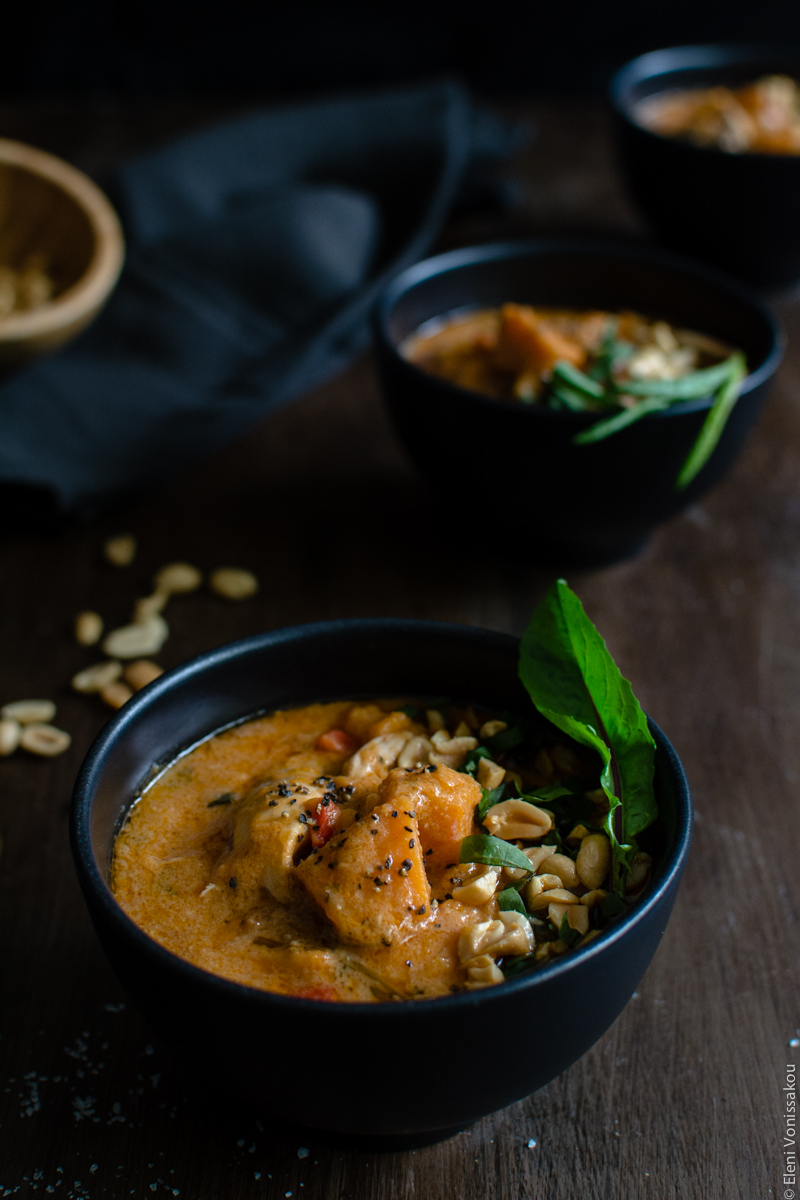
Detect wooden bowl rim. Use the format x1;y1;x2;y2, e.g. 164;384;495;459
0;136;125;343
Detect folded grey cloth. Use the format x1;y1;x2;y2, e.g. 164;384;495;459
0;80;520;521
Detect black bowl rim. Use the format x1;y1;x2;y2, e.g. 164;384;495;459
610;42;800;160
374;237;783;420
70;617;694;1018
374;236;782;420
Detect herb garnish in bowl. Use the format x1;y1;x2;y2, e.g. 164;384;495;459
457;579;658;980
405;305;747;489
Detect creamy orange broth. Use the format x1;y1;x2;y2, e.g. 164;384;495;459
113;701;505;1003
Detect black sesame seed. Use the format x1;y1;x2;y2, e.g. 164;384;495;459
401;859;413;870
370;830;377;836
417;905;426;915
391;810;398;818
444;893;453;900
409;839;416;849
298;812;308;824
371;813;379;822
268;800;278;807
425;848;433;856
404;826;412;833
229;877;237;889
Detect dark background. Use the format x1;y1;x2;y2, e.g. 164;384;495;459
5;0;800;97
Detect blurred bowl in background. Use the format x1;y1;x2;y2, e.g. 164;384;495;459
374;239;782;567
611;44;800;288
0;137;124;367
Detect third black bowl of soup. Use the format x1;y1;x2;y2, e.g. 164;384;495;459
374;238;781;566
611;43;800;286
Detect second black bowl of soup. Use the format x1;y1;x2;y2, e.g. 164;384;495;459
374;239;781;566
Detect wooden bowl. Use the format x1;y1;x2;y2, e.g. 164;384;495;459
0;137;125;366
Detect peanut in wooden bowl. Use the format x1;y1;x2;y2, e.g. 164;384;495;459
0;137;125;366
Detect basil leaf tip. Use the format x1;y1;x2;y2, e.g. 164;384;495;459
459;833;533;873
497;887;529;917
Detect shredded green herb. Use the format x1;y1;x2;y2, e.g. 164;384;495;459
568;350;746;488
207;792;235;808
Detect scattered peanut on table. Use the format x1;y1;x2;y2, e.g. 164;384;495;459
103;614;169;659
153;562;203;595
72;660;123;693
74;611;104;646
1;536;262;763
1;699;57;725
103;533;137;567
0;719;21;757
19;723;71;757
209;567;258;600
100;681;134;710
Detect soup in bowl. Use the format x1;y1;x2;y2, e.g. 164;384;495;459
71;618;692;1143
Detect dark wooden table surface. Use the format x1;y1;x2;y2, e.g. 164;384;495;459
1;95;797;1200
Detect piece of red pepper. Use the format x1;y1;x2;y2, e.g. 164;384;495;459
310;798;340;848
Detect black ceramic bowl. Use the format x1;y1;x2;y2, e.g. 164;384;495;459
374;239;781;566
70;619;693;1145
611;44;800;286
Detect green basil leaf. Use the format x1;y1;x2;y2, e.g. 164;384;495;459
675;353;746;490
497;887;529;917
599;892;625;918
588;321;632;386
519;580;657;892
463;746;492;776
517;782;576;803
552;359;607;399
477;784;506;822
550;383;596;413
459;834;533;872
558;913;583;946
622;354;740;400
501;954;537;978
484;724;526;755
573;396;670;445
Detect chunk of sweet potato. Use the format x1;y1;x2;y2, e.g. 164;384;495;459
496;303;586;374
296;801;430;945
376;765;481;874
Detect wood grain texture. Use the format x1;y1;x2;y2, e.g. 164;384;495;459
0;97;797;1200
